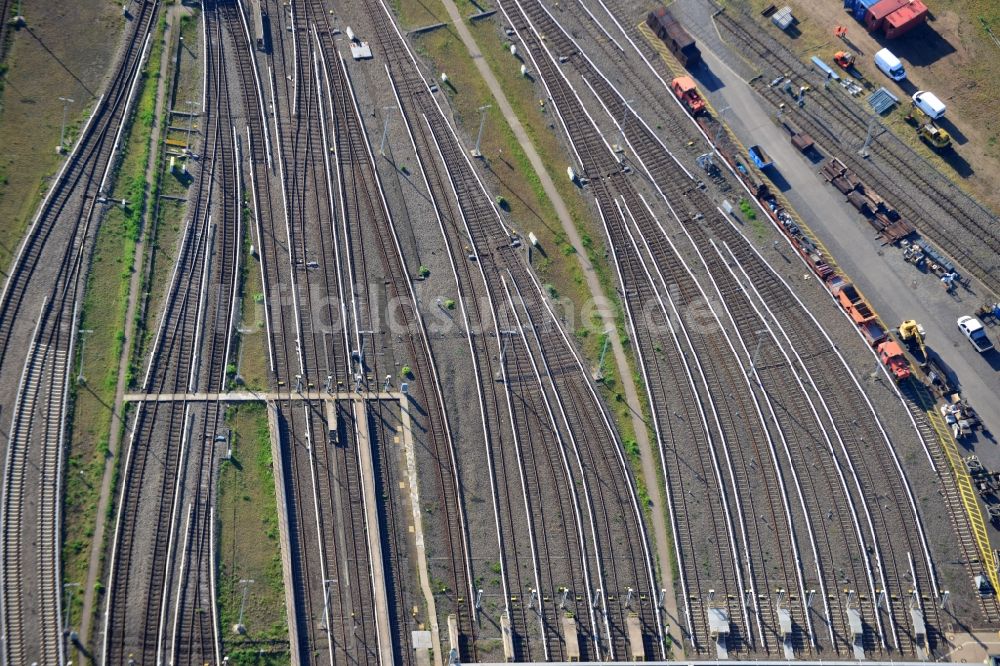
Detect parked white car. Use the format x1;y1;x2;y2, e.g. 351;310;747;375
958;315;994;353
912;91;946;120
874;48;906;81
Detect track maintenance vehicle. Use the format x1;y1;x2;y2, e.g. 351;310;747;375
671;76;706;115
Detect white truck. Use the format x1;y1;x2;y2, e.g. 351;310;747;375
874;48;906;81
958;315;994;353
912;91;946;119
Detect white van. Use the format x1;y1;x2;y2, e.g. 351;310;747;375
874;48;906;81
912;91;946;119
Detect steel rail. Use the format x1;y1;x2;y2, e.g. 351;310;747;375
372;0;664;657
619;194;799;652
416;116;521;653
500;273;605;659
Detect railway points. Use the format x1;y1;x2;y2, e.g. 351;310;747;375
2;0;1000;663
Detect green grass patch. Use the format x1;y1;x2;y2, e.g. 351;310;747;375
234;193;268;390
218;403;288;663
0;3;124;273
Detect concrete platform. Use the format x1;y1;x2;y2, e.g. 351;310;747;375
353;400;395;664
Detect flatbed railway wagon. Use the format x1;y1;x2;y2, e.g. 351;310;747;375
647;6;702;68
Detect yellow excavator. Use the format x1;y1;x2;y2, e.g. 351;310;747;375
906;104;951;151
899;319;958;398
898;319;927;363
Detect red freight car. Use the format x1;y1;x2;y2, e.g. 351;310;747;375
647;6;702;68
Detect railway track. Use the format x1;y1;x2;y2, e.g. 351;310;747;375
263;1;386;660
393;60;563;662
361;396;414;660
418;97;612;660
381;28;613;658
225;0;287;381
685;216;889;657
487;0;954;657
257;1;476;661
696;228;891;656
552;2;995;651
305;5;485;661
370;0;664;658
229;1;391;662
713;9;1000;297
279;398;378;664
898;379;1000;623
272;0;350;389
0;3;160;665
167;402;225;666
643;74;939;660
103;2;240;662
104;400;191;664
708;224;943;652
258;0;309;387
273;403;326;661
0;0;14;65
622;191;814;655
614;52;945;652
0;299;74;666
507;272;662;659
498;275;608;661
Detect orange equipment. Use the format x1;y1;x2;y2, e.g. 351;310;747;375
671;76;706;115
877;340;912;381
834;51;856;69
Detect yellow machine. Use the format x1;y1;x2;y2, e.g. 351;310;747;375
906;105;951;150
899;319;928;363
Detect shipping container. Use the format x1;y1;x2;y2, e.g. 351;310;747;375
884;0;928;38
864;0;908;31
772;6;795;30
250;0;270;52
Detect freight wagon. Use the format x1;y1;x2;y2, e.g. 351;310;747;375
646;7;702;68
748;144;773;169
250;0;271;52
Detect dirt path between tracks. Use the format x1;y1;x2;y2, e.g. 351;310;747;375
435;0;682;655
77;4;185;651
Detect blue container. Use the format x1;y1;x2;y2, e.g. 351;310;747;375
849;0;880;21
